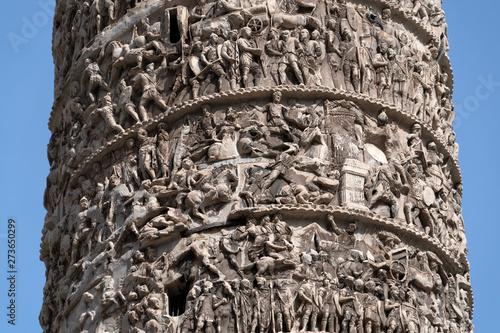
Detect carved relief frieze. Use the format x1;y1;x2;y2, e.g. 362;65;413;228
49;0;455;151
42;1;472;332
42;212;473;332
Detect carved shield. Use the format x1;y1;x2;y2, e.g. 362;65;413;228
347;6;359;32
118;87;132;106
423;186;436;206
188;56;203;76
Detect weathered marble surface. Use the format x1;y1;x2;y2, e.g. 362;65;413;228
41;1;472;332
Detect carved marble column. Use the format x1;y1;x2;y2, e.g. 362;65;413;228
41;1;473;332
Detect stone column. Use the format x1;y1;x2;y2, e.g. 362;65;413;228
41;1;473;332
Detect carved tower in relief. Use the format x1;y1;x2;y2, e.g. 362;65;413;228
42;0;473;332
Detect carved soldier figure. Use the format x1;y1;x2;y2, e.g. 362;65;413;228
93;93;125;133
239;279;254;333
156;123;170;179
218;229;242;276
189;0;208;24
236;217;267;261
381;8;397;37
424;142;445;193
171;158;196;196
180;284;201;333
107;174;132;229
325;18;343;87
447;132;459;158
88;0;101;38
402;289;420;333
71;197;92;265
77;292;95;332
340;29;360;93
109;41;143;86
385;285;402;333
424;48;440;105
221;30;240;90
362;280;384;333
124;181;161;237
297;280;320;332
252;91;294;143
339;282;361;333
265;28;282;85
82;59;110;104
175;237;225;280
117;78;141;124
188;41;213;100
238;27;262;88
214;281;233;333
168;44;191;106
133;62;168;121
411;62;431;120
226;279;240;333
373;42;390;99
195;280;218;333
101;0;116;26
71;7;89;61
327;214;357;247
407;123;425;164
201;33;227;92
198;104;218;141
388;48;409;109
368;163;405;218
251;277;272;333
144;295;163;331
318;279;341;332
137;128;157;181
404;163;434;236
274;279;294;333
122;139;141;192
278;30;304;85
328;0;348;28
359;31;376;97
436;71;450;108
299;29;324;86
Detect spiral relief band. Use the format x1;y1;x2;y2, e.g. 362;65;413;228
41;1;473;332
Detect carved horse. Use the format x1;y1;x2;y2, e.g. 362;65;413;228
271;13;322;30
190;12;248;39
407;265;435;292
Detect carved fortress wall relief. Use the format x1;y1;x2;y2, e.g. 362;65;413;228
42;0;472;332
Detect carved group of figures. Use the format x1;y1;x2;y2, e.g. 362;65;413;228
43;96;465;283
167;217;472;333
53;0;147;77
50;0;454;159
385;0;448;38
42;1;471;333
41;213;473;333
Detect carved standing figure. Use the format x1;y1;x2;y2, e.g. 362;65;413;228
133;62;168;121
238;27;262;88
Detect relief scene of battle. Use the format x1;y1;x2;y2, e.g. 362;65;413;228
41;0;472;332
50;0;453;150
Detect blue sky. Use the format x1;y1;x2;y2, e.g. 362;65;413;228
0;0;498;331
